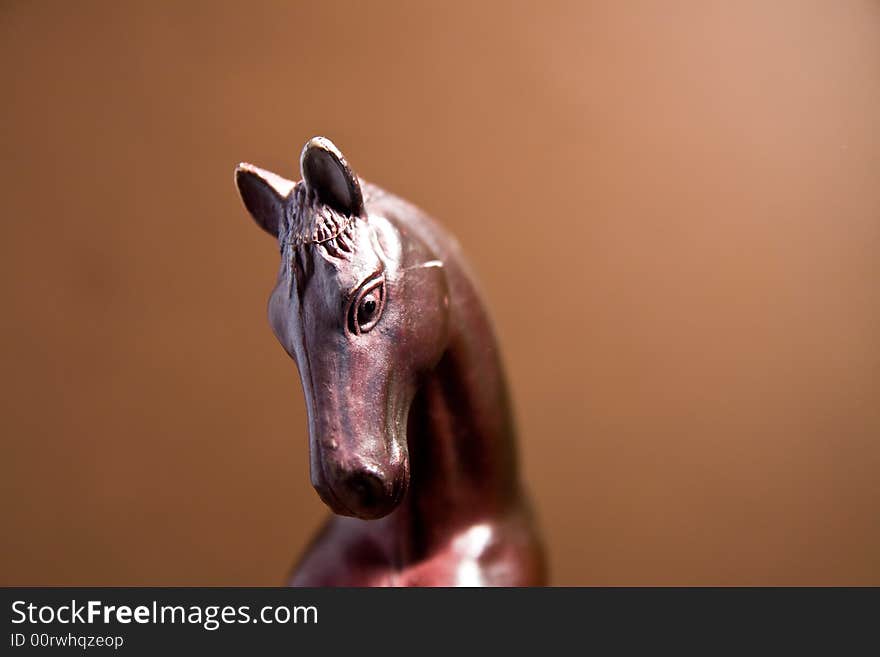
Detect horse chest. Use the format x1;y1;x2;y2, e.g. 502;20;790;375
291;517;539;587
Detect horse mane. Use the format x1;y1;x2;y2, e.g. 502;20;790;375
280;183;357;249
279;181;361;296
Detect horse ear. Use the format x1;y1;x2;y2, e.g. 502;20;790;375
300;136;365;217
235;163;295;236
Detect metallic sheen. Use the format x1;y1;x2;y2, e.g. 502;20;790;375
235;137;546;586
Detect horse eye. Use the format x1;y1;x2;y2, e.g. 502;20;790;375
349;281;384;334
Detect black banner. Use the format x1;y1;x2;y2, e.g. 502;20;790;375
1;588;876;654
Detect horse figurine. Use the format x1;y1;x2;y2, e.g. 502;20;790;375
235;137;545;586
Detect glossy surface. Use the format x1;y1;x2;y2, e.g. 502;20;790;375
236;137;545;586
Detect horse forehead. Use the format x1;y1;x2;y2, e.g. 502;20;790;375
305;237;381;304
314;256;374;296
332;230;384;279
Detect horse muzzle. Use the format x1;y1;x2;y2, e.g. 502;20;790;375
312;452;409;520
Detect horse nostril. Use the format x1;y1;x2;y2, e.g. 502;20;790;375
344;471;385;510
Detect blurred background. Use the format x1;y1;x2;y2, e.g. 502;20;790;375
2;1;878;585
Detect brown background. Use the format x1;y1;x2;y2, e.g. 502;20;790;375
2;1;878;585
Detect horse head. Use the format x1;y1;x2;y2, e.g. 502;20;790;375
235;137;449;519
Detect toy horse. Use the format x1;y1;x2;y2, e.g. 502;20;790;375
235;137;545;585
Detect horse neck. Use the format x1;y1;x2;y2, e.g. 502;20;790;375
395;247;522;556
